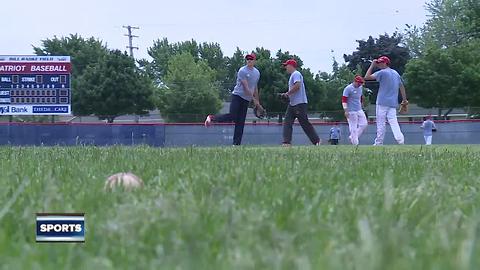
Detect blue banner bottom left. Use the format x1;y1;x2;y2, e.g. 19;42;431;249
36;213;85;243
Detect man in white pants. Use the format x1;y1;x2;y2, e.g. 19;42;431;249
421;116;437;145
342;75;368;145
365;56;408;145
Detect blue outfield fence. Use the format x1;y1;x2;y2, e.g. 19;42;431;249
0;123;165;147
0;120;479;147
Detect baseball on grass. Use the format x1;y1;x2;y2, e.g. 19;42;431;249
105;172;144;191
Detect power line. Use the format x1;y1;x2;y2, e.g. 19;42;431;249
123;25;139;57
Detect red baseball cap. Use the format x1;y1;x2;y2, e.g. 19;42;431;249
282;59;297;68
376;56;391;65
245;53;256;60
354;75;364;84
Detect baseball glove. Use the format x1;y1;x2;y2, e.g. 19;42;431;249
399;100;409;114
254;104;266;119
277;93;290;104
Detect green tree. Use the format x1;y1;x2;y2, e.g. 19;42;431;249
33;34;110;115
75;50;155;123
199;43;228;78
404;39;480;117
424;0;480;47
343;33;411;75
156;53;222;122
402;0;480;117
403;24;428;58
199;42;230;99
424;0;470;47
255;48;287;120
143;38;229;99
404;0;480;56
33;34;108;76
464;0;480;39
139;38;173;82
142;38;200;81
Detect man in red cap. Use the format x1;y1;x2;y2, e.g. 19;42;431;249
204;53;264;145
365;56;408;145
281;59;320;146
342;75;368;145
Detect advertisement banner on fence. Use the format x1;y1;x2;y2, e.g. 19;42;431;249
0;105;71;115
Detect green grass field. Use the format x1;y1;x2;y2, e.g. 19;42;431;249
0;146;479;270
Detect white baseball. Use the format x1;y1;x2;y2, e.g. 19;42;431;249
105;172;144;191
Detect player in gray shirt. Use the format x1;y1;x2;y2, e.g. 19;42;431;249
342;75;368;145
204;53;264;145
329;125;341;145
365;56;408;145
421;116;437;145
280;59;320;146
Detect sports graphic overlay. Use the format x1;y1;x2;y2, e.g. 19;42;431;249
36;213;85;243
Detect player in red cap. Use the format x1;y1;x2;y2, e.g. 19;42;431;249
365;56;408;145
281;59;320;146
204;53;264;145
342;75;368;145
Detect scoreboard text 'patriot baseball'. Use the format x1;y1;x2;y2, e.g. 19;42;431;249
0;55;72;115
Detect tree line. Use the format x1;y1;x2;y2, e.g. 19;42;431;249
403;0;480;117
33;0;480;122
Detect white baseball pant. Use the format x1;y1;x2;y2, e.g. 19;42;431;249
347;110;368;145
374;105;405;145
424;135;432;145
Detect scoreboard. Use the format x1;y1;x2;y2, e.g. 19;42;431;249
0;55;72;115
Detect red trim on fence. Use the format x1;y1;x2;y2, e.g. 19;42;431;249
0;119;479;126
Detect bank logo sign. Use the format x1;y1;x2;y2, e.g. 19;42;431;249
36;213;85;243
0;105;29;114
0;105;71;115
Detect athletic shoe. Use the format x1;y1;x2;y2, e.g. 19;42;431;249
282;143;291;147
204;115;214;127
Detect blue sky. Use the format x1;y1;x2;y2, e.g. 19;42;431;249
3;0;428;72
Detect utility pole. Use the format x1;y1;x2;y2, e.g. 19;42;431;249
123;25;139;57
123;25;140;123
